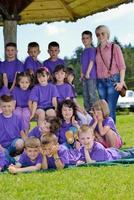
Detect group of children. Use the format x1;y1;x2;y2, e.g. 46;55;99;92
0;35;132;174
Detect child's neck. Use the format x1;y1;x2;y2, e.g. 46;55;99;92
7;57;16;62
85;44;91;49
40;82;48;86
3;113;13;118
56;80;64;85
50;57;58;61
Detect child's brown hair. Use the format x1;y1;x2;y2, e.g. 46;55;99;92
92;99;110;118
78;125;94;137
24;137;41;148
41;134;58;146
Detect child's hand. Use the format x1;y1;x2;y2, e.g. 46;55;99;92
8;165;18;174
71;116;79;129
75;140;81;150
84;143;91;151
76;160;85;166
51;144;59;156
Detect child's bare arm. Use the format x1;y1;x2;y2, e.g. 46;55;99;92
52;145;64;169
85;60;94;79
20;130;27;139
3;73;8;87
84;146;95;163
30;101;37;119
8;163;41;174
41;155;48;170
98;122;110;136
52;97;57;110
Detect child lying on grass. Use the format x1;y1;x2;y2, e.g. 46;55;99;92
8;137;42;174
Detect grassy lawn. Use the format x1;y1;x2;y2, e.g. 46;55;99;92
0;97;134;200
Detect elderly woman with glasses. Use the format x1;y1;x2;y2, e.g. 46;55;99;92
95;25;126;122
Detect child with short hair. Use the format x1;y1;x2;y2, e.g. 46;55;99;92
12;72;32;134
8;137;42;173
41;134;69;170
0;95;25;156
66;67;92;125
91;99;122;148
81;31;97;113
43;41;64;74
28;116;61;139
53;65;74;103
24;42;42;75
29;67;59;125
1;42;24;90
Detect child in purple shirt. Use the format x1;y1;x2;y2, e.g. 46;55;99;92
12;72;32;135
8;137;42;173
24;42;42;75
91;99;122;148
43;41;64;74
29;67;59;126
1;43;24;90
28;116;61;139
0;95;25;155
41;134;69;169
53;65;74;103
80;31;97;112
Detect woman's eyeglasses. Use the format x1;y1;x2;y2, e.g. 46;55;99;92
96;32;105;37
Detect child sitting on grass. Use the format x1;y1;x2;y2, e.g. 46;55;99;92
8;137;42;174
41;134;69;170
28;116;61;139
91;99;122;148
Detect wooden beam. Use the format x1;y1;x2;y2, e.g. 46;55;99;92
57;0;75;20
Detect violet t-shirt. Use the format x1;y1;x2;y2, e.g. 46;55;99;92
43;58;64;74
46;145;69;169
80;47;96;79
12;87;31;107
29;83;59;109
79;141;121;162
24;56;42;73
18;151;42;167
0;86;10;97
1;59;24;82
0;113;24;148
55;83;74;103
28;126;41;139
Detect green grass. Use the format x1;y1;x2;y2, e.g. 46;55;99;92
1;97;134;199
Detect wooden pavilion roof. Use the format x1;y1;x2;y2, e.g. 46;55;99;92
0;0;133;25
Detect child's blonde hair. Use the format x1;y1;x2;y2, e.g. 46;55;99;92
78;125;94;137
95;25;110;39
92;99;110;118
41;134;58;146
24;137;41;148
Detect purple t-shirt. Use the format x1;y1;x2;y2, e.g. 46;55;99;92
0;86;10;97
28;126;41;139
29;83;59;109
43;58;64;74
1;59;24;82
18;151;42;167
55;83;74;103
24;56;42;73
80;47;96;79
46;145;69;169
0;113;23;148
79;141;121;162
12;86;31;107
57;121;75;144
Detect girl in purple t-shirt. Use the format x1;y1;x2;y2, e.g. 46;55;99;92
53;65;74;103
29;67;59;126
91;99;122;148
12;72;32;135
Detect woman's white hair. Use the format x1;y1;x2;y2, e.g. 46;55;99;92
95;25;110;39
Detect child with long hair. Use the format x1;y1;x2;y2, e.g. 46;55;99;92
12;72;32;135
91;99;122;148
29;67;59;126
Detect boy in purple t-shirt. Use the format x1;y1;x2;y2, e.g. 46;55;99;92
43;41;64;74
8;137;42;174
41;134;69;169
1;42;24;90
0;95;25;155
80;31;97;112
24;42;42;75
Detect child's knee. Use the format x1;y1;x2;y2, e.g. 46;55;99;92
46;109;56;117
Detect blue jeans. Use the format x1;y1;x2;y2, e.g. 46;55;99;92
82;78;97;112
97;74;120;122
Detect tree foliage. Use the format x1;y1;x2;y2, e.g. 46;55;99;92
64;38;134;95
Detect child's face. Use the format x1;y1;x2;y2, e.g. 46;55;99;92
25;147;40;161
96;28;108;44
42;143;55;156
79;131;94;149
55;69;66;83
40;120;51;134
37;73;49;85
19;77;30;90
82;34;92;47
0;101;14;116
28;47;40;59
48;46;60;59
62;105;73;121
6;46;17;60
93;108;103;121
67;74;74;84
